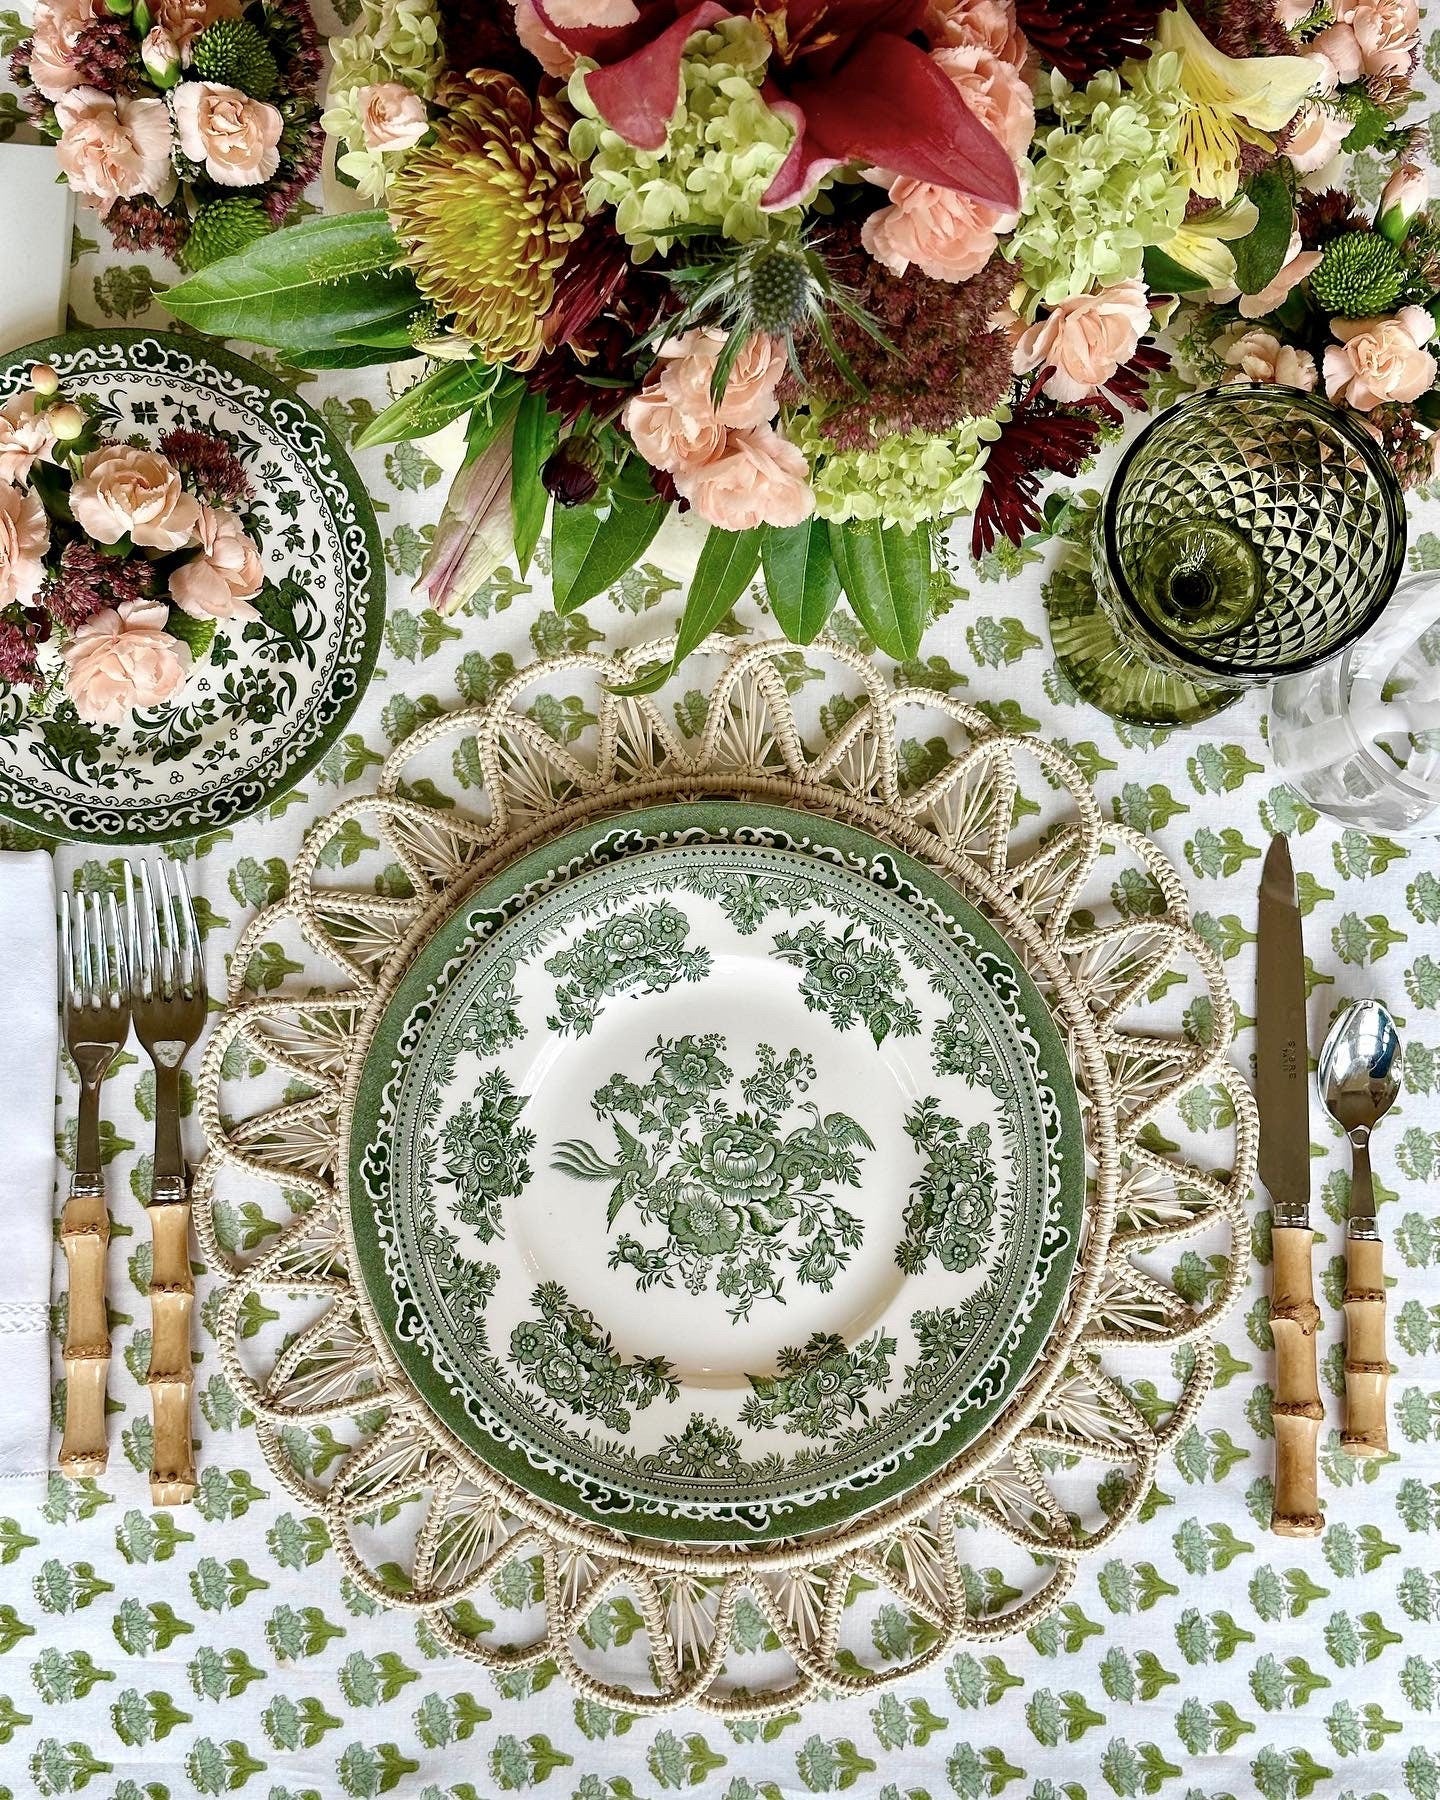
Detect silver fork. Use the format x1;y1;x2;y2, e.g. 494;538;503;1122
58;890;130;1480
126;860;207;1506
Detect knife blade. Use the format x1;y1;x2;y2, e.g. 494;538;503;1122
1257;833;1324;1538
1257;834;1311;1229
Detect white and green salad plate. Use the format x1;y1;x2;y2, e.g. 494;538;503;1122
0;331;384;842
349;803;1085;1544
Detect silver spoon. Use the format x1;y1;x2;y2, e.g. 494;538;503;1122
1318;999;1402;1458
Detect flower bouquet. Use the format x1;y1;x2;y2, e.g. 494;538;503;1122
0;363;266;725
165;0;1433;679
11;0;322;268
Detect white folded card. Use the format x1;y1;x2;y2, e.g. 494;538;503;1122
0;142;73;357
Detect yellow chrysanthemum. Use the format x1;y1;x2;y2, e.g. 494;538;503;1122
388;72;584;367
1157;5;1316;203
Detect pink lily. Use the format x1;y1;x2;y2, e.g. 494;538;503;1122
532;0;1020;213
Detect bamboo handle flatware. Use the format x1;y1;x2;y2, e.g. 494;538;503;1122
126;861;207;1507
1319;999;1400;1460
58;893;130;1479
1258;836;1323;1537
1269;1223;1324;1535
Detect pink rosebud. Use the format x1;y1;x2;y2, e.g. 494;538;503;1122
1379;165;1427;244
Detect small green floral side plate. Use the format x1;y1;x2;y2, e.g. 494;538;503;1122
348;804;1085;1543
0;331;384;842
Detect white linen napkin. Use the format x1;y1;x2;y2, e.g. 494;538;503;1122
0;851;58;1504
0;142;73;355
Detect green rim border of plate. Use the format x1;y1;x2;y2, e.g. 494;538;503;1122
0;328;386;845
347;800;1087;1545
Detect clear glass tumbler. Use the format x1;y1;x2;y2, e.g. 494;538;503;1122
1270;567;1440;835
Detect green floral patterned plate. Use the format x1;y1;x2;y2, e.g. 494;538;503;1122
349;805;1084;1542
0;331;384;842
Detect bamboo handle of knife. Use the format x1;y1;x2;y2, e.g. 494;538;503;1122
59;1184;109;1478
148;1196;196;1507
1343;1233;1389;1458
1270;1224;1323;1537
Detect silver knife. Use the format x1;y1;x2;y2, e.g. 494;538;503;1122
1257;835;1323;1537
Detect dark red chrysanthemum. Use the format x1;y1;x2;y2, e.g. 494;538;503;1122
159;428;252;508
42;540;159;631
971;390;1103;556
436;0;530;82
1013;0;1168;80
1296;187;1368;250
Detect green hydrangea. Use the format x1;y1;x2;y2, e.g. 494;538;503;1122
327;0;442;96
789;411;1005;530
1008;56;1188;308
569;19;797;259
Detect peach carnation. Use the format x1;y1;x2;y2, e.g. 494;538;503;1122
0;483;48;609
1324;306;1438;410
1220;328;1318;391
151;0;244;55
27;0;94;102
61;600;192;726
168;505;263;621
677;426;815;531
0;395;57;486
1311;0;1419;82
357;82;429;153
54;88;176;213
1012;281;1151;403
172;81;283;187
70;445;201;552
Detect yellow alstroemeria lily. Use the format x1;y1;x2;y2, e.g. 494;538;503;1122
1161;194;1260;287
1159;5;1317;204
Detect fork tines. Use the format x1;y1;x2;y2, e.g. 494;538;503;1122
125;859;202;1003
60;889;128;1013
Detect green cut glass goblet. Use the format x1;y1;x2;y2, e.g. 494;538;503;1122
1045;387;1407;727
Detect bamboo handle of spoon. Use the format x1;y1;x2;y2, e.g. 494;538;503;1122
1343;1233;1389;1458
1270;1224;1323;1537
59;1182;109;1478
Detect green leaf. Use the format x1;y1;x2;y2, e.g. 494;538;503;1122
163;211;420;353
830;519;931;661
164;607;217;664
552;480;668;615
611;527;764;697
355;362;500;449
761;519;841;644
509;393;559;578
1232;163;1295;295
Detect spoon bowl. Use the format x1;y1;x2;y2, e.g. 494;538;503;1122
1319;998;1402;1139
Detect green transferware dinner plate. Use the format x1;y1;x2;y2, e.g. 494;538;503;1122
348;804;1084;1543
0;331;384;842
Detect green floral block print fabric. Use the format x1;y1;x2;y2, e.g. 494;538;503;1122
3;67;1440;1800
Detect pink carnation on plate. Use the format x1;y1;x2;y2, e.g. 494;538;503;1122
0;482;48;609
70;445;201;552
61;600;192;726
0;394;58;486
54;88;176;213
168;504;264;621
1012;282;1152;404
1324;307;1438;410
